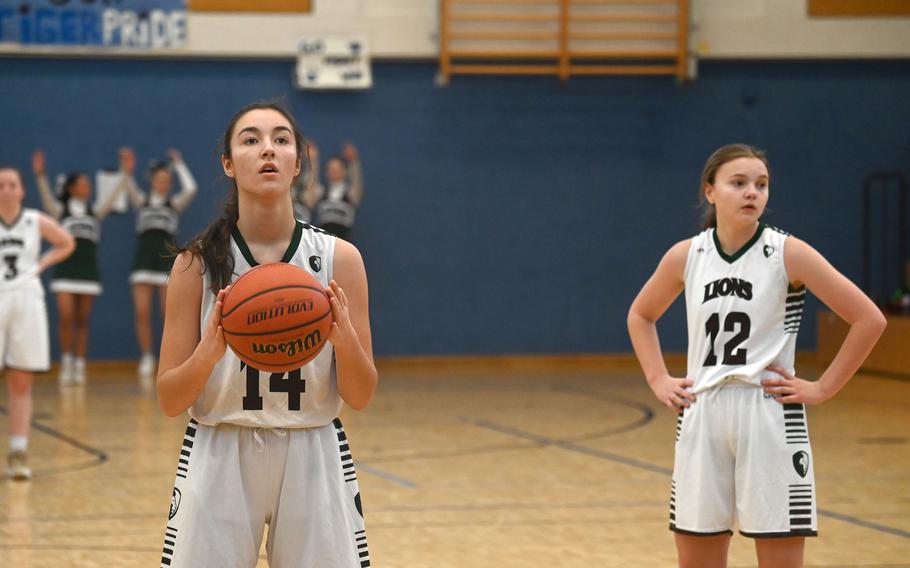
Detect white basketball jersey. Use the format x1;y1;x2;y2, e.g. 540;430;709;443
684;224;805;393
0;208;43;294
190;221;340;428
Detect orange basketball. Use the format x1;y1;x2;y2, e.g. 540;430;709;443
221;263;333;373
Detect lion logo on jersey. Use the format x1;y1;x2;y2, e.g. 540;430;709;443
792;451;809;478
763;245;775;258
309;255;322;272
169;487;182;520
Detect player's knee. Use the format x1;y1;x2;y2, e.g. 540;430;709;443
7;377;31;397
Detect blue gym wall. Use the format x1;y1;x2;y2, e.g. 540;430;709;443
1;58;908;359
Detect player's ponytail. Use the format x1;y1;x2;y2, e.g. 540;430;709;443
176;186;238;296
698;143;770;229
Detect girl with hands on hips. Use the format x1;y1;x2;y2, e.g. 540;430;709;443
627;144;885;568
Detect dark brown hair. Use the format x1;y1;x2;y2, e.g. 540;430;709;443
176;101;306;295
698;144;770;228
0;166;25;187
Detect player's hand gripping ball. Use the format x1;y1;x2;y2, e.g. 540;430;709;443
221;263;333;373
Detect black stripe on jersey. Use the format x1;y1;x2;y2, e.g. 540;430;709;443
786;284;806;294
176;419;198;479
783;285;805;333
788;484;816;534
355;529;371;567
675;409;684;442
782;404;809;444
669;480;678;528
741;528;818;538
767;225;791;236
161;526;179;567
333;418;358;483
301;221;332;236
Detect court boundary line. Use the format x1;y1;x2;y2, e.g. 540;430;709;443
469;418;910;540
0;404;108;478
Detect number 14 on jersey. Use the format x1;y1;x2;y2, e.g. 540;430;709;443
241;362;307;411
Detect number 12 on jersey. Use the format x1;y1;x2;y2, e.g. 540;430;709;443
241;362;307;411
703;311;751;366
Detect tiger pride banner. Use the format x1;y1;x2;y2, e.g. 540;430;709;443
0;0;187;48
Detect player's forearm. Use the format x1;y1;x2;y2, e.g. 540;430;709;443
157;352;217;417
35;175;62;218
37;244;74;274
171;161;198;212
334;339;377;410
816;311;887;399
627;311;671;384
124;175;146;209
348;161;363;205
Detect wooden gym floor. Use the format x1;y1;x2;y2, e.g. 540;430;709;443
0;356;908;567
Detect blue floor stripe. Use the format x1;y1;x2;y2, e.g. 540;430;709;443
471;418;910;540
357;463;417;488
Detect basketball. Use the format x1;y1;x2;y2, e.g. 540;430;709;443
220;263;333;373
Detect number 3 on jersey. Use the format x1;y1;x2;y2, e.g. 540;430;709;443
3;254;18;280
703;311;751;366
241;362;307;411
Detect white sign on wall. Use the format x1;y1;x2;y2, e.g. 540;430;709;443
295;36;372;90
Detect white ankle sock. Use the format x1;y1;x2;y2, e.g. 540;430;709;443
10;436;27;452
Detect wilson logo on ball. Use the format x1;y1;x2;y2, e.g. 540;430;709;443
221;263;333;373
251;330;323;357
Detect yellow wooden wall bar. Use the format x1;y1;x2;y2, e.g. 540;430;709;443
190;0;312;13
558;0;571;79
440;0;690;80
676;0;688;80
808;0;910;16
440;0;452;84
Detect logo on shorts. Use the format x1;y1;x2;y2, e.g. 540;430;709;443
355;491;363;518
764;245;775;258
792;451;809;478
309;255;322;272
169;487;182;520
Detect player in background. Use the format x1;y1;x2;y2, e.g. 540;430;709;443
32;149;127;385
117;147;197;379
291;138;323;224
156;102;377;567
314;142;363;241
627;144;886;568
0;166;75;479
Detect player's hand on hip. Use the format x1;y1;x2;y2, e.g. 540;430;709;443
649;374;696;414
197;286;230;367
762;365;829;405
326;280;356;348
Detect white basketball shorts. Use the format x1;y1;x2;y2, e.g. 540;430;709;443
160;418;370;567
670;379;818;538
0;290;50;372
